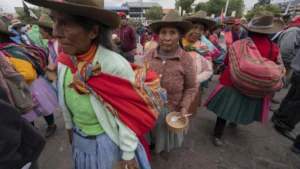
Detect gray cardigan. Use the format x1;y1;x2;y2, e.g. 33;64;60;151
278;27;300;64
291;49;300;73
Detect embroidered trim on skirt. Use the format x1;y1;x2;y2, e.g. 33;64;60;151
22;76;58;122
72;126;151;169
206;86;264;125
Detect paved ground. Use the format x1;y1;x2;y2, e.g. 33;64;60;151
35;45;300;169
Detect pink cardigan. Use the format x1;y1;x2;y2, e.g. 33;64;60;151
188;50;213;85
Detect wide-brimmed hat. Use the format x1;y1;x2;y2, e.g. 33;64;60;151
0;20;15;37
32;14;53;29
149;9;193;34
24;0;120;29
182;10;216;30
242;11;284;34
225;17;235;24
216;20;224;27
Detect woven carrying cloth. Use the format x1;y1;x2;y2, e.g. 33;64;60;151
228;38;285;98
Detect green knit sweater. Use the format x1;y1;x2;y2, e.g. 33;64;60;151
64;68;104;135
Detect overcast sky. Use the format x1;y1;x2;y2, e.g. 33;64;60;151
1;0;287;13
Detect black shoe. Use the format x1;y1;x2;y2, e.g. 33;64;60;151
149;143;155;150
274;125;296;141
45;124;57;138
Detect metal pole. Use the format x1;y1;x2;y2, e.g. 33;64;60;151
224;0;229;16
141;0;143;22
285;0;292;15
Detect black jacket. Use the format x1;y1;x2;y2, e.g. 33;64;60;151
0;86;46;169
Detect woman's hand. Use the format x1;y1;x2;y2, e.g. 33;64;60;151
67;129;73;145
122;159;139;169
47;63;57;71
180;107;188;117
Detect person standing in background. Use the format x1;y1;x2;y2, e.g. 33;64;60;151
283;14;292;26
222;17;239;48
272;49;300;142
233;19;247;39
34;14;62;88
277;16;300;88
140;26;159;51
114;12;137;63
10;22;33;45
27;25;48;48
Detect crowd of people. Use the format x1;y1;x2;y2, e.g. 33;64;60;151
0;0;300;169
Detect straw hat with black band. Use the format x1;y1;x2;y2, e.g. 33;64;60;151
32;14;54;29
24;0;120;29
0;20;16;37
242;11;284;34
149;9;193;35
182;10;216;30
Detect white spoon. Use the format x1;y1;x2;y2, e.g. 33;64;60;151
171;114;192;122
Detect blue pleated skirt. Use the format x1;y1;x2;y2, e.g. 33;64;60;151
72;126;151;169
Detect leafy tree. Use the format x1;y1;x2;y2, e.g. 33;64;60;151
193;0;244;18
128;18;142;28
194;2;208;12
245;4;281;20
175;0;196;15
145;6;163;20
227;0;245;18
17;7;49;23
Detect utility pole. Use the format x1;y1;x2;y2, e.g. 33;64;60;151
140;0;143;23
285;0;292;15
224;0;229;16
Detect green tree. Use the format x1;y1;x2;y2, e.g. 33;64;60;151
128;18;142;28
245;4;281;20
227;0;245;18
17;7;49;23
194;2;208;12
175;0;196;15
145;6;163;20
194;0;244;18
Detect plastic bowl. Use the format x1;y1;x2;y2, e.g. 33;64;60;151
166;112;189;134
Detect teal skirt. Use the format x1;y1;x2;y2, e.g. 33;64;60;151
206;86;263;125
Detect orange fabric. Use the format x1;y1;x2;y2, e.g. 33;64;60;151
76;44;98;62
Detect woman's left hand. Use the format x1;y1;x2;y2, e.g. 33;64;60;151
180;107;188;116
122;159;139;169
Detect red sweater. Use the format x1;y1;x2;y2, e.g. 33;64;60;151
219;34;280;87
114;24;137;52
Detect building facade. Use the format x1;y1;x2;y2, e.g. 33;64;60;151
121;2;162;20
105;6;130;16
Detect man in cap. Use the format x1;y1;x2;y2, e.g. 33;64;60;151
233;19;247;39
114;12;137;63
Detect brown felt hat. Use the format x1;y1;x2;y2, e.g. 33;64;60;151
242;11;284;34
182;10;216;30
33;14;54;29
0;20;15;37
149;9;193;34
225;17;235;24
24;0;120;29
